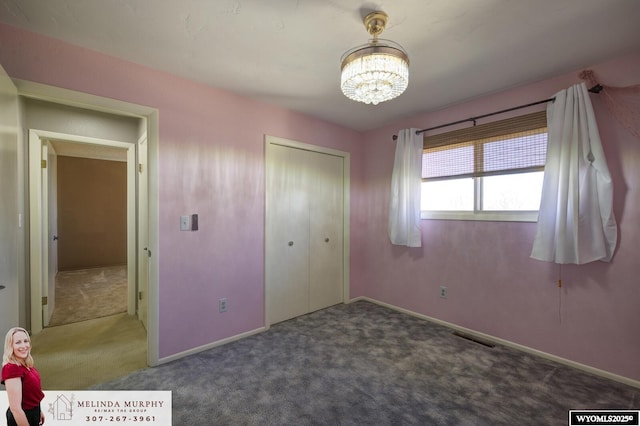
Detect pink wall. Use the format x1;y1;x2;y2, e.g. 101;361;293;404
362;52;640;381
0;23;365;358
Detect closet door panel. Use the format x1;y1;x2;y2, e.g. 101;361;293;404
266;145;310;324
309;151;344;312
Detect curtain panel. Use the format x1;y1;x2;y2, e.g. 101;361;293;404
388;128;422;247
531;83;617;264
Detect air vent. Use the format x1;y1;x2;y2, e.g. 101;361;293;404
452;331;495;348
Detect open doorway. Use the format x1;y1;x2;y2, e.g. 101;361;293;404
47;147;129;327
23;103;154;387
12;78;159;369
19;88;159;369
27;112;142;335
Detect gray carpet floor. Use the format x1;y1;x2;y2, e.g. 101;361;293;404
94;301;638;425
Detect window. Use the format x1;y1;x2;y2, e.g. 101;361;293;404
421;111;547;221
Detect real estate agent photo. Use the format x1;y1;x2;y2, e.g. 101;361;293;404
2;327;45;426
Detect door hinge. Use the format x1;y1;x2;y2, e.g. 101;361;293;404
138;163;143;173
41;159;47;168
138;291;143;301
42;296;48;306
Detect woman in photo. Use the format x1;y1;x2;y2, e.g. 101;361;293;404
2;327;45;426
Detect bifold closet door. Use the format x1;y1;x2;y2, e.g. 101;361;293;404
266;143;344;325
308;152;343;312
266;144;311;325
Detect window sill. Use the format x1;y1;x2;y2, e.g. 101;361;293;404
421;210;539;222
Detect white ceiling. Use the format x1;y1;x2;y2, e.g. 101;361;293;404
1;0;639;132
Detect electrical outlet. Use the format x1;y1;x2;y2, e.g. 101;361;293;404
219;298;228;313
440;286;447;299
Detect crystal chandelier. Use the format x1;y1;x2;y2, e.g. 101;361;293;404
340;11;409;105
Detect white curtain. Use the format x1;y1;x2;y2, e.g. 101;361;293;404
531;83;617;264
388;128;422;247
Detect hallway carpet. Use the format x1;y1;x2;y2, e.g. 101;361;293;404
48;265;128;326
31;313;147;390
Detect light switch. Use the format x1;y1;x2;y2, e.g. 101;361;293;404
180;215;190;231
191;214;198;231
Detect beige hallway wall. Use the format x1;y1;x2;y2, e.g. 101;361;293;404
57;156;127;270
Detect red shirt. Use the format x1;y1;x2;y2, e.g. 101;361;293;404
1;363;45;410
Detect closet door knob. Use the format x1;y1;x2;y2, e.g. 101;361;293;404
325;237;330;243
288;241;294;246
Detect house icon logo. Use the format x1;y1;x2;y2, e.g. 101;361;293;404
49;394;74;421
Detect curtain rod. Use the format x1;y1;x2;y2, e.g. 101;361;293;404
392;84;603;141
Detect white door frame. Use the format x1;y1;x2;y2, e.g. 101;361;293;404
137;134;149;331
17;78;160;367
264;135;350;329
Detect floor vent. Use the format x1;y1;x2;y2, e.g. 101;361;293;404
452;331;495;348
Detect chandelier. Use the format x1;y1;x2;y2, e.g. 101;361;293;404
340;11;409;105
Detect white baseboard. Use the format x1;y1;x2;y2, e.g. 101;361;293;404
349;296;640;389
157;326;267;365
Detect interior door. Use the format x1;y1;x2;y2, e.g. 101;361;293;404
266;144;310;325
47;143;58;324
28;135;53;330
266;138;347;325
41;142;53;326
309;151;344;312
28;131;47;334
137;136;149;330
0;63;20;333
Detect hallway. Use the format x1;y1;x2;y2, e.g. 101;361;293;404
30;265;148;390
32;312;147;390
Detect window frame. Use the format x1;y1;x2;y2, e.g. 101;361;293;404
420;111;546;223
